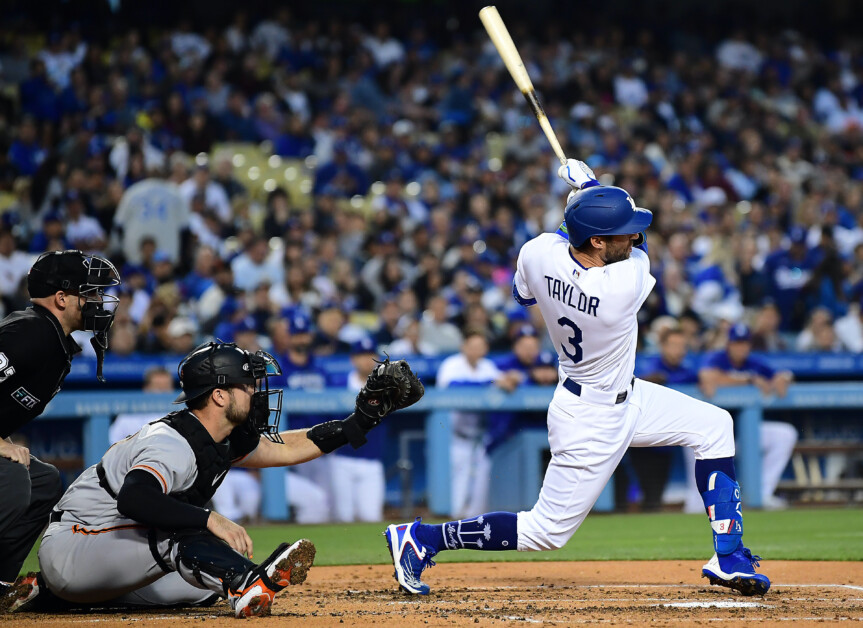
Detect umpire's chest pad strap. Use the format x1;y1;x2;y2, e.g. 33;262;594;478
158;411;233;507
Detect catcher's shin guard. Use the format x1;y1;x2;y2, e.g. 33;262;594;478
701;471;743;555
171;532;255;596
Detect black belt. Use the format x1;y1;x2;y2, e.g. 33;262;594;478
49;510;64;523
563;377;634;404
96;461;117;499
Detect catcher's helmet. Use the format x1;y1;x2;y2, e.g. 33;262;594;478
175;342;284;442
563;186;653;248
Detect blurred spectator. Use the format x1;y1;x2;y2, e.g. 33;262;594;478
113;178;189;264
8;117;45;177
749;302;788;352
313;143;370;197
419;294;463;356
28;212;70;253
325;337;386;522
63;190;106;253
165;316;198;354
696;324;798;510
108;366;175;444
0;231;32;309
640;325;699;386
795;308;850;352
763;226;821;332
178;163;231;223
312;304;351;356
108;126;165;181
835;299;863;353
230;237;283;292
436;330;519;518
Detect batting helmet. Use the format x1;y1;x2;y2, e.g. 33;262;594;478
175;342;284;441
563;186;653;248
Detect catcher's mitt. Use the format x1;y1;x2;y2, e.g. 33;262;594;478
355;358;424;426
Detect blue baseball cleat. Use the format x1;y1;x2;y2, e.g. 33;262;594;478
384;518;437;595
702;543;771;596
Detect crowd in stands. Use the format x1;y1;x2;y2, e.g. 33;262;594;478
1;9;863;377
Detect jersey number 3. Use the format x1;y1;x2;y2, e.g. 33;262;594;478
557;317;583;363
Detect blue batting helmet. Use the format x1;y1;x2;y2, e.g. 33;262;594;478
563;186;653;248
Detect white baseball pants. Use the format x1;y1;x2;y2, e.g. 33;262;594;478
517;378;735;552
326;455;385;522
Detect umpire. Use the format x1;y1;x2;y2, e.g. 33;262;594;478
0;250;121;588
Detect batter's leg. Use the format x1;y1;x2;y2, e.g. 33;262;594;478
628;379;770;595
384;389;639;594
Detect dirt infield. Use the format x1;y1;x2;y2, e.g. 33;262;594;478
2;561;861;626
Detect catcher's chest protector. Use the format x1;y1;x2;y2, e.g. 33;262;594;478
158;411;237;506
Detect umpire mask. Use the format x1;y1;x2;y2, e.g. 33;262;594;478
175;342;285;443
28;250;122;382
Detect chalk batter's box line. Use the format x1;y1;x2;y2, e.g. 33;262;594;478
451;583;863;591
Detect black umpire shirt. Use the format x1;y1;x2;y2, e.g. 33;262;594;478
0;304;81;439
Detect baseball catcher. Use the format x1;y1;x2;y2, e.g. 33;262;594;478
2;342;423;618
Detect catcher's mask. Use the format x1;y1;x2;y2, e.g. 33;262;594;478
174;341;284;443
28;250;122;381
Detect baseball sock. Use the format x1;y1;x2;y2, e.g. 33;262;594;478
695;457;736;494
696;457;743;555
414;512;518;552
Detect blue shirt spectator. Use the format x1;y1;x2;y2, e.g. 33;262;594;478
763;227;823;331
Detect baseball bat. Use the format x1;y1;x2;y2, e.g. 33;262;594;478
479;5;567;165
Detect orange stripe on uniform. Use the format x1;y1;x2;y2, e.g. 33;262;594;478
131;464;168;492
72;523;147;535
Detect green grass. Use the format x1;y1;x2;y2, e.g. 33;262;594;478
22;508;862;575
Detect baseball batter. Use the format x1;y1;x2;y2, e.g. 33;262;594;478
3;342;423;617
385;160;770;597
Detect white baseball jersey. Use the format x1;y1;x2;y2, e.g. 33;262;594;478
513;232;655;392
436;353;501;439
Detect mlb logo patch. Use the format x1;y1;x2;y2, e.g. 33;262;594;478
12;387;39;410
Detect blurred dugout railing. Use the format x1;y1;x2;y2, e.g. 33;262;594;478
34;383;863;519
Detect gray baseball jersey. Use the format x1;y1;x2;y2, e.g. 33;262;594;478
56;421;200;529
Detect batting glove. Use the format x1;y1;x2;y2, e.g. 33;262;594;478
558;159;599;191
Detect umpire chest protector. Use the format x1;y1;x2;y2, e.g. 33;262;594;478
158;410;259;507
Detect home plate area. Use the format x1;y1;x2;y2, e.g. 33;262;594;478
1;561;861;627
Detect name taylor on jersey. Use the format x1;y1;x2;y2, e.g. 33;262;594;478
544;275;600;317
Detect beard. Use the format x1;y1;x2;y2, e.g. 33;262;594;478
602;244;632;265
225;395;249;427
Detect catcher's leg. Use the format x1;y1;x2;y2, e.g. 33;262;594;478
168;531;315;618
38;521;170;604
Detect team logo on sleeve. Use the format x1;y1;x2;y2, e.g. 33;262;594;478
0;352;15;383
12;386;40;410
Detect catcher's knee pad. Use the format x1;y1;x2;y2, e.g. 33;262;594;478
701;471;743;555
171;531;254;596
